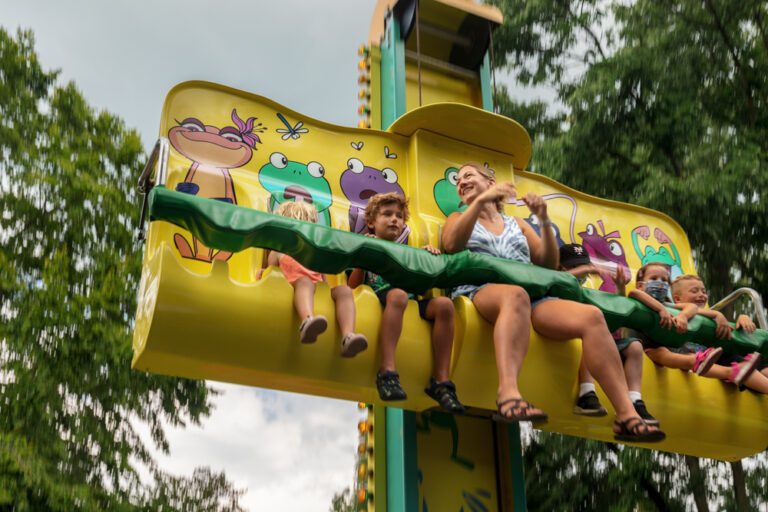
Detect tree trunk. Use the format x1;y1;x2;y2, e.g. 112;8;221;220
730;460;749;511
684;455;709;512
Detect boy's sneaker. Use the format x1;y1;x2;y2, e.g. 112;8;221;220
692;346;723;375
424;378;466;414
573;391;607;416
633;399;659;426
376;371;407;401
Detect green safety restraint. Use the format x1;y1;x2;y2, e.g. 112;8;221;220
149;187;768;357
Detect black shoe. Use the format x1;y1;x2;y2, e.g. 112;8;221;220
424;378;466;414
573;391;608;416
633;399;659;426
376;371;407;401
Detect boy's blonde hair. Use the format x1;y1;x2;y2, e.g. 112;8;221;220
364;192;410;224
459;162;504;213
671;274;704;296
635;262;671;283
275;201;318;223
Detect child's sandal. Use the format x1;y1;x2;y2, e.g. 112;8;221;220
298;315;327;344
693;346;723;375
340;332;368;358
424;378;466;415
613;417;666;442
726;352;761;387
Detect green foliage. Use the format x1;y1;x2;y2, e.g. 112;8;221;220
490;0;768;509
0;28;242;510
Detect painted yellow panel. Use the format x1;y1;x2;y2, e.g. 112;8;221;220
134;81;768;461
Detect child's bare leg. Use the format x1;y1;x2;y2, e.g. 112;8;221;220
379;289;409;373
743;370;768;393
292;276;316;319
472;284;539;414
331;285;355;334
700;359;756;381
645;347;695;370
578;358;594;384
423;296;454;382
622;341;644;392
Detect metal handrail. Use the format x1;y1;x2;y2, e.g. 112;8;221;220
710;287;768;329
136;138;170;241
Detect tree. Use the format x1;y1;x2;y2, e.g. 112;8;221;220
490;0;768;509
0;28;242;509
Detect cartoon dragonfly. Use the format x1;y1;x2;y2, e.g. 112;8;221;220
276;113;309;140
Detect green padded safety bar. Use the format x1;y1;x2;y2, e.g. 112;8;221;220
149;187;768;357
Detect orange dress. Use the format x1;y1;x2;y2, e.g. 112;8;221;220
279;255;324;284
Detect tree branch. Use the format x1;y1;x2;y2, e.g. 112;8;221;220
703;0;756;128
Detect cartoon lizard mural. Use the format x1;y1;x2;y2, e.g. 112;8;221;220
257;152;334;226
579;221;631;294
168;108;263;262
632;226;684;280
340;156;409;242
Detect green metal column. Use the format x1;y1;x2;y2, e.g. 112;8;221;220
479;52;494;112
385;408;419;511
507;423;527;510
379;15;407;129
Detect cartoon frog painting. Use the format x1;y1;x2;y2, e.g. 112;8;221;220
258;152;333;226
433;167;466;216
579;221;631;294
340;157;409;242
168;108;263;262
632;226;683;280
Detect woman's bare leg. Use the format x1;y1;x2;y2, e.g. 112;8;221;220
530;299;645;424
472;284;543;416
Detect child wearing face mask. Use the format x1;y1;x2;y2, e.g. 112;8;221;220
626;263;760;387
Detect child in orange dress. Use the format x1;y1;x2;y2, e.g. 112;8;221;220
268;201;368;357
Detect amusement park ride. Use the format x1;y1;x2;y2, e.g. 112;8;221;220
132;0;768;510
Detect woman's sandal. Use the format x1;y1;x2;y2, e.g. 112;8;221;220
298;315;327;344
613;417;666;442
491;398;548;424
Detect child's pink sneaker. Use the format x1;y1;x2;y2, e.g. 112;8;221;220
726;352;762;387
692;347;723;375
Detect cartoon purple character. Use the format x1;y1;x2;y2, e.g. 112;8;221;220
578;221;631;294
340;157;409;242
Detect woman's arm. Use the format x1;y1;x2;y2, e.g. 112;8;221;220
442;182;516;253
519;193;558;269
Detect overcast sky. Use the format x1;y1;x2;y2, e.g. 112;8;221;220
1;2;548;510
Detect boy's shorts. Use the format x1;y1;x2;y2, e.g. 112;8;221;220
615;337;640;353
375;288;432;320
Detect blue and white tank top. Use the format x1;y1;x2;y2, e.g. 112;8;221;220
451;215;531;299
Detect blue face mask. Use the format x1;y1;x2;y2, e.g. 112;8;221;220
644;280;670;302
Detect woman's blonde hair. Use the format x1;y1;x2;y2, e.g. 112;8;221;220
459;162;504;213
274;201;318;223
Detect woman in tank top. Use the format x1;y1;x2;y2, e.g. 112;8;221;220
441;162;664;442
